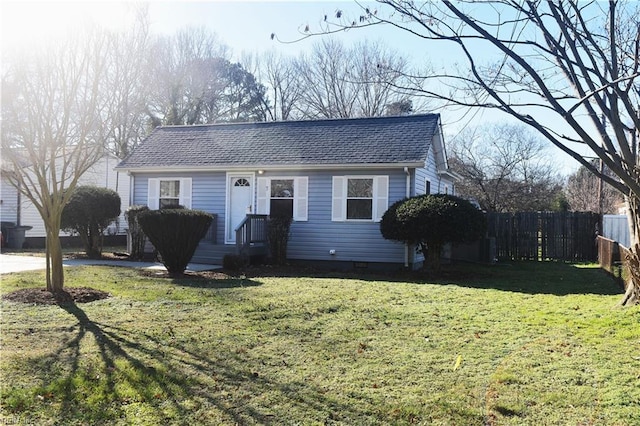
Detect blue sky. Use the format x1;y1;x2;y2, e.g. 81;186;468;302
148;2;436;65
1;1;581;173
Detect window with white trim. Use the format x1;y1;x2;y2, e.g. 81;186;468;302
270;179;294;218
347;178;373;219
147;178;192;209
159;180;181;208
332;176;388;222
425;179;431;195
256;177;308;221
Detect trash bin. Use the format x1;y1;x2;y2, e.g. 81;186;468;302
6;225;32;249
1;222;16;248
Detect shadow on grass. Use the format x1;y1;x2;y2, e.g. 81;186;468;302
9;301;377;424
426;261;623;296
135;268;263;290
169;276;262;290
243;261;622;297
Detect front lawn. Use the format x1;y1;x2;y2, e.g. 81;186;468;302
1;262;639;425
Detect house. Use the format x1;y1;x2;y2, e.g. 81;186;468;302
1;154;130;248
116;114;459;269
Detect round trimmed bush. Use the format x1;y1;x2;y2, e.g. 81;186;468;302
61;185;121;258
380;194;486;270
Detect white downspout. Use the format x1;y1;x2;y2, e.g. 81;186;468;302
404;166;410;268
127;172;134;253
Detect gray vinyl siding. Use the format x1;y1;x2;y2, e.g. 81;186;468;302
287;168;407;264
415;147;440;195
132;164;457;268
132;168;410;265
132;171;228;243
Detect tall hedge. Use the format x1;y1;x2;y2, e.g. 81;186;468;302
125;205;149;261
380;194;486;270
138;208;213;276
267;215;293;265
61;185;121;258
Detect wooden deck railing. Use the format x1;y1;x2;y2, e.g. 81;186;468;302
235;214;268;256
203;215;218;244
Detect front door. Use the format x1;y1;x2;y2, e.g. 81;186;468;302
226;174;254;243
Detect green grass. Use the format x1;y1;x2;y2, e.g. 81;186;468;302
1;262;639;425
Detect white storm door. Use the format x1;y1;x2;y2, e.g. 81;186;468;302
226;174;254;243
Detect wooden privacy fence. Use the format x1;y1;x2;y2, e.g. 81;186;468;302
487;212;600;262
597;236;620;274
596;235;629;289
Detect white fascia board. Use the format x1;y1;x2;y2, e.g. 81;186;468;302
115;162;424;173
438;169;463;181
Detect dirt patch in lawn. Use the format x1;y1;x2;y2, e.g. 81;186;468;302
2;287;111;305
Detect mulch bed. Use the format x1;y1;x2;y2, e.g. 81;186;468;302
2;287;111;305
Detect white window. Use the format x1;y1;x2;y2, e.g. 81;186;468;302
347;178;373;219
147;178;192;209
332;176;388;222
256;177;308;221
159;180;180;208
425;179;431;195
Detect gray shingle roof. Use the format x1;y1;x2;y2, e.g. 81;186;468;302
117;114;440;170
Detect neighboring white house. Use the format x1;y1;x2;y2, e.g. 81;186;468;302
0;171;19;225
602;214;630;248
1;154;130;243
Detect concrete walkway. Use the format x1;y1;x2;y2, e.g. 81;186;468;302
0;254;220;275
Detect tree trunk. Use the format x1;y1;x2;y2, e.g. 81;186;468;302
46;230;65;293
421;242;442;272
86;224;102;259
44;210;65;293
621;196;640;306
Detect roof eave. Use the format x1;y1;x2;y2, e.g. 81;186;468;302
115;162;426;173
438;169;463;181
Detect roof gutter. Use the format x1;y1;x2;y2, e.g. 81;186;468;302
115;162;425;173
438;169;463;181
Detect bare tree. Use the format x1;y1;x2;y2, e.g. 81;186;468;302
294;39;357;118
254;51;304;121
1;33;109;292
450;124;564;213
295;1;640;305
101;5;153;159
565;162;622;214
294;39;420;118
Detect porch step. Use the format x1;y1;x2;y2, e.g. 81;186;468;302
191;243;237;265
